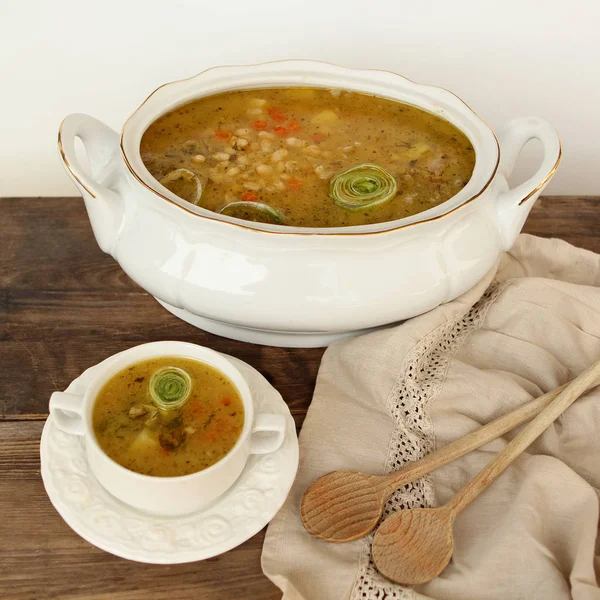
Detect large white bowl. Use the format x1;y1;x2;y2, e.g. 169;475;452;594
58;60;561;347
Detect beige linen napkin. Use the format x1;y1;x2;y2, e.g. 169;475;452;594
262;234;600;600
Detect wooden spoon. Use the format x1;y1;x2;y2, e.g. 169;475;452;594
371;358;600;585
301;382;572;542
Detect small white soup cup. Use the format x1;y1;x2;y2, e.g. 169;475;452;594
49;341;286;516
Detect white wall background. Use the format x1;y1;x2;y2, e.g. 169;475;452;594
1;0;598;197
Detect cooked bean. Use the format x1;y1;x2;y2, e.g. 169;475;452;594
271;148;289;162
191;154;206;164
258;131;275;140
213;152;231;162
260;140;273;153
256;164;273;176
314;165;333;180
243;182;261;191
208;168;224;183
286;137;306;148
305;145;321;156
235;128;251;136
227;166;241;177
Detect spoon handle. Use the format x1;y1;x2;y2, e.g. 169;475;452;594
447;358;600;517
384;382;572;493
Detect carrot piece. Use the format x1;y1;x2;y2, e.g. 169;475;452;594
268;108;287;122
212;419;226;432
252;120;267;129
189;400;203;415
288;120;301;131
274;126;288;136
311;133;326;142
215;130;231;139
220;397;232;406
287;178;303;189
241;191;258;202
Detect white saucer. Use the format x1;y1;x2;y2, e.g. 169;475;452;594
40;351;299;564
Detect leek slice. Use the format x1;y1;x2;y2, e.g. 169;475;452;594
159;168;202;204
219;201;282;224
149;366;192;412
330;163;397;211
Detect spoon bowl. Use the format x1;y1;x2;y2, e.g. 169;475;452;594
300;470;386;541
372;508;454;585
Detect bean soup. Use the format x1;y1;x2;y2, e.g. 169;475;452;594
92;357;245;477
140;88;475;227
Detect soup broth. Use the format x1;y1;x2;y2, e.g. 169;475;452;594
92;357;245;477
140;87;476;228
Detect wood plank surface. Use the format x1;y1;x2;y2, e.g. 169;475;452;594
0;423;273;600
1;195;599;599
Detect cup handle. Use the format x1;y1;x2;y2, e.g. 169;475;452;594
250;414;286;455
49;392;85;436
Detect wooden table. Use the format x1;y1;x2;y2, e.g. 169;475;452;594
1;196;599;599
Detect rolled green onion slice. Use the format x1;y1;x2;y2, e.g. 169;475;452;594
329;163;398;211
159;168;202;205
219;201;282;224
149;366;192;411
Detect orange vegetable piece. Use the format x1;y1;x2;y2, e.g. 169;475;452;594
268;108;287;122
213;419;226;433
241;191;258;202
252;120;267;129
311;133;326;142
215;130;231;139
274;126;288;136
288;120;301;131
220;397;232;406
190;401;202;415
287;178;303;189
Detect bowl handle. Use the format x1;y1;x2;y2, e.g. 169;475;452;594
250;414;286;455
49;392;85;436
495;117;562;249
58;114;124;255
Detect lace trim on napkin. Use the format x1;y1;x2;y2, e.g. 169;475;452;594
350;284;504;600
